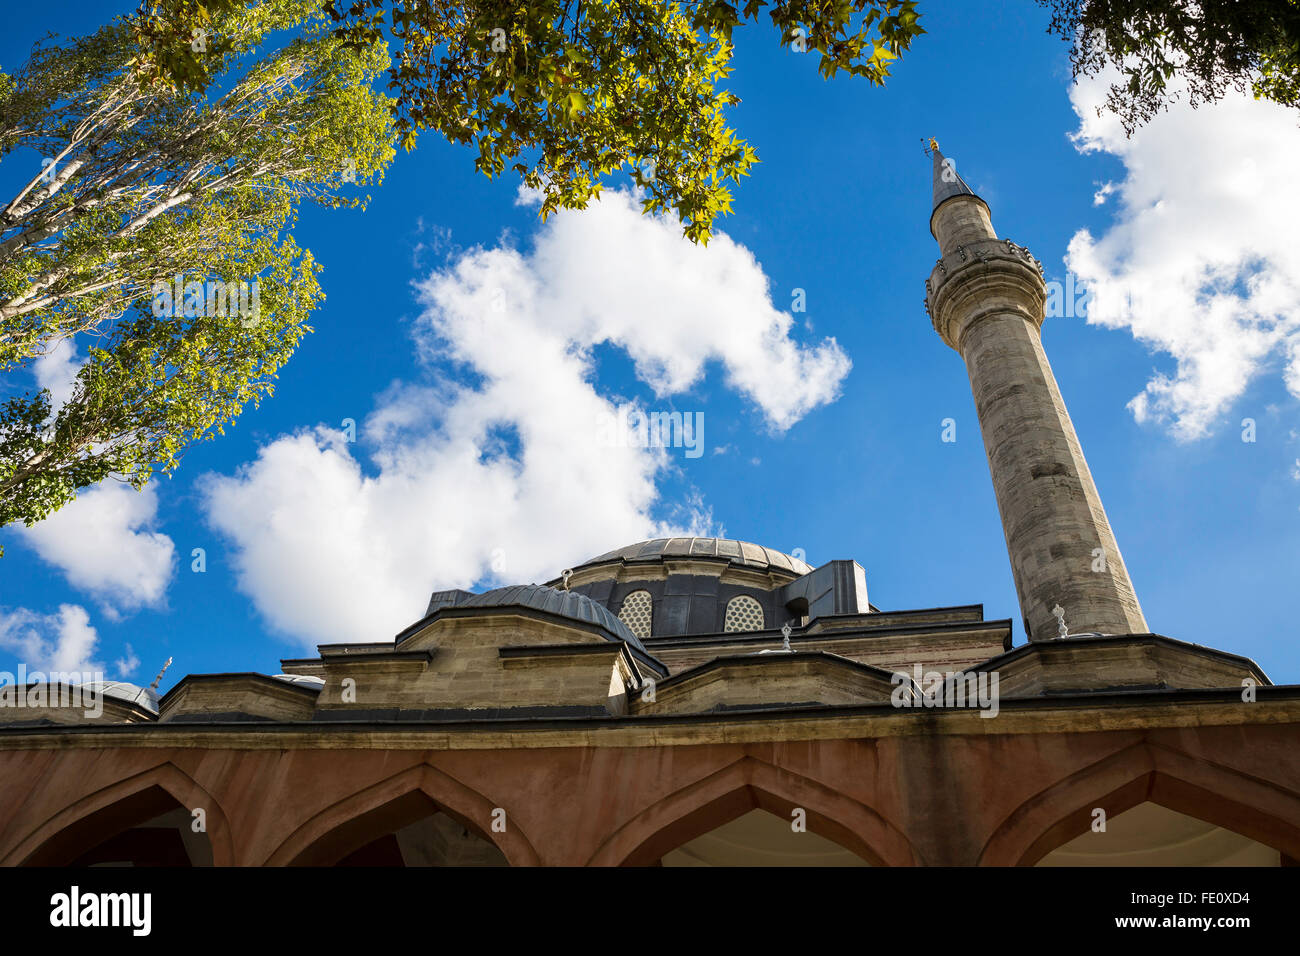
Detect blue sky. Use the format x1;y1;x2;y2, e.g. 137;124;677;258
2;0;1298;689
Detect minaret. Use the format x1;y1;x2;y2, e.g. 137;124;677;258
923;142;1147;641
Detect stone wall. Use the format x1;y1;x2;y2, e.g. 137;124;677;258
1;694;1297;866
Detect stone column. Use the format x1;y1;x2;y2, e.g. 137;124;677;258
925;180;1147;641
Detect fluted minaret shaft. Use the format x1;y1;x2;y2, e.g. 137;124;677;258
924;147;1147;641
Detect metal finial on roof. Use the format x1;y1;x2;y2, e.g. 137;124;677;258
1052;605;1069;639
756;622;795;656
149;657;173;690
560;568;573;591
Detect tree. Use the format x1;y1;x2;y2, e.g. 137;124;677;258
0;0;396;547
1038;0;1300;134
1;0;925;546
324;0;925;242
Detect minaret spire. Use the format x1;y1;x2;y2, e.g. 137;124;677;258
929;140;979;219
923;146;1147;641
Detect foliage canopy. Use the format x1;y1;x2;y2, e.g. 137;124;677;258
0;0;395;544
1039;0;1300;133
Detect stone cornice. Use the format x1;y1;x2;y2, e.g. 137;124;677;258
644;615;1012;650
2;688;1297;751
647;649;899;693
160;672;321;706
972;632;1272;684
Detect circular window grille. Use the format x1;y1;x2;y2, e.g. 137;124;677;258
618;590;653;640
724;595;765;633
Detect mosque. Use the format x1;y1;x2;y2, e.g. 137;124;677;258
0;150;1296;867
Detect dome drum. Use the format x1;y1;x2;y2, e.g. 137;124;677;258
544;541;872;640
575;576;791;640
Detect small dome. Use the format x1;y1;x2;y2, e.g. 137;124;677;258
81;681;158;712
455;584;646;652
575;538;812;576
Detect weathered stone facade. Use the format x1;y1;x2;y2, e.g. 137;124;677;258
3;690;1299;866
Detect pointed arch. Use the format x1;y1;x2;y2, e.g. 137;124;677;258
4;762;234;867
263;763;540;866
586;755;918;866
979;741;1300;865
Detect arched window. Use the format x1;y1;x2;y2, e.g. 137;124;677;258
724;595;765;633
618;590;653;640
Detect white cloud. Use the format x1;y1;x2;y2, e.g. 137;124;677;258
1066;75;1300;440
33;337;82;413
201;189;849;647
18;341;176;616
0;604;103;674
115;643;141;677
16;482;175;615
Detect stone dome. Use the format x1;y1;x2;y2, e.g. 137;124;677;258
553;538;824;641
574;537;812;576
82;681;159;713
